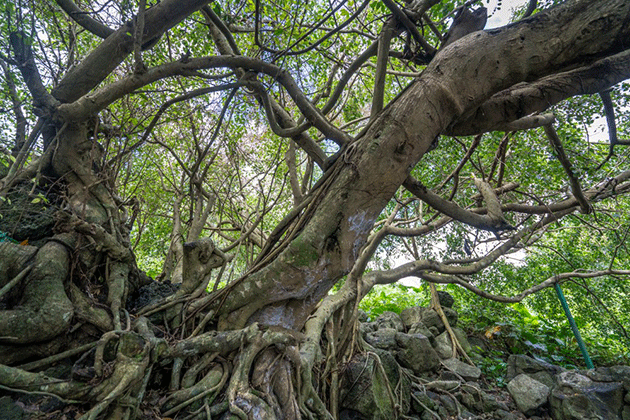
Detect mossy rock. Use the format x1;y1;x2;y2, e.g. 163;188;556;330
0;186;57;242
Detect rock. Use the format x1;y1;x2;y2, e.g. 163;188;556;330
457;389;482;412
365;328;398;350
459;409;477;419
408;322;434;341
40;396;67;413
420;307;457;334
359;321;377;336
622;405;630;420
374;311;404;331
506;354;564;389
549;370;624;420
468;335;489;354
439;369;461;381
457;382;505;413
128;280;180;312
427;380;460;392
357;310;369;322
442;357;481;380
341;351;410;420
506;374;550;415
437;291;455;308
339;409;365;419
0;185;58;242
481;390;510;412
0;396;24;420
433;328;472;359
400;306;427;329
438;394;458;415
394;332;440;374
411;391;438;414
586;365;630;391
493;409;527;420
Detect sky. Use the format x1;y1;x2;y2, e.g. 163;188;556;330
485;0;530;28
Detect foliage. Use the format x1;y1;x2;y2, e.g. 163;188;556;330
359;283;429;319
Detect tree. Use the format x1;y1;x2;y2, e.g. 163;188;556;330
0;0;629;418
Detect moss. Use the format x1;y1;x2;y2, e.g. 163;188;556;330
0;185;57;242
285;234;320;267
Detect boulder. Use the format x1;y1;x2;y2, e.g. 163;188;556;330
395;332;441;374
420;307;458;334
374;311;404;332
408;322;434;341
411;391;438;414
506;354;564;389
585;365;630;392
506;374;550;415
400;306;427;329
359;321;377;336
549;370;624;420
437;291;455;308
434;328;472;359
365;328;398;350
340;350;411;420
442;357;481;380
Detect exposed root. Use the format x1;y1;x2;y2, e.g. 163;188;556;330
162;360;228;416
429;283;473;364
83;332;151;420
0;238;74;351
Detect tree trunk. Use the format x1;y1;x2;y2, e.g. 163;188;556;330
0;0;629;419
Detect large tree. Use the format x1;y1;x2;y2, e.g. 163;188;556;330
1;0;629;418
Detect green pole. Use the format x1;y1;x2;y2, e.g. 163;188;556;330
554;283;594;369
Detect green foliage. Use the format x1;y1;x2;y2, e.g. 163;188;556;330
359;284;429;320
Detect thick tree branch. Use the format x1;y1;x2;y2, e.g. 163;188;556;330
471;175;512;229
0;61;27;154
55;0;114;39
52;0;212;103
598;89;630;164
9;32;60;115
448;49;630;136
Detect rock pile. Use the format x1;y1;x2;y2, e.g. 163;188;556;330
341;294;630;420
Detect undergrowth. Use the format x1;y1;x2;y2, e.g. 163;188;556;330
359;283;630;385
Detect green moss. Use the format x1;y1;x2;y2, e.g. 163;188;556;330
285;234;320;267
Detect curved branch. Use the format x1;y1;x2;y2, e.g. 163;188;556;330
522;0;537;19
55;0;114;39
255;0;370;57
108;83;240;167
201;6;241;56
403;176;513;232
9;32;60;115
448;49;630;136
381;0;436;57
202;9;327;167
321;40;379;116
472;175;512;229
51;0;212;103
56;55;351;145
543;124;591;214
419;269;630;303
